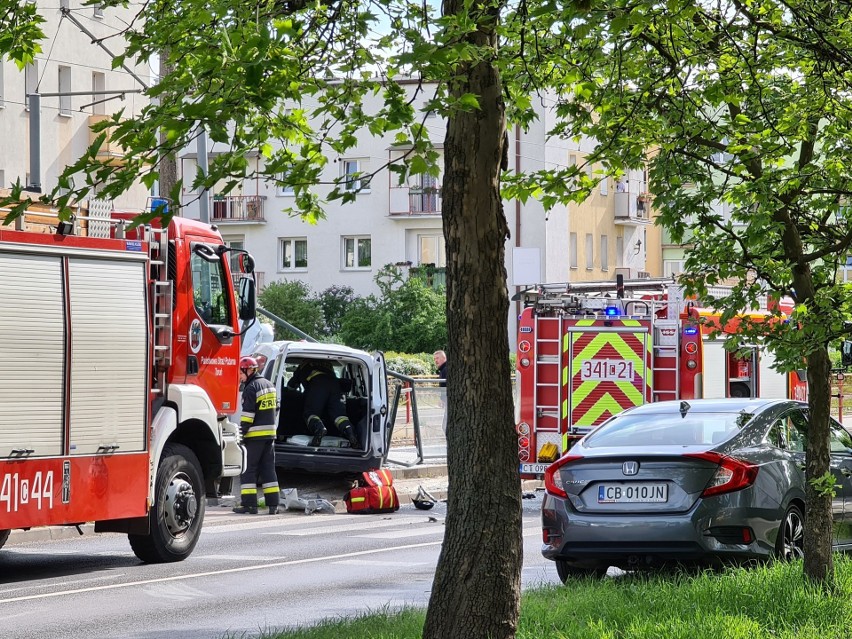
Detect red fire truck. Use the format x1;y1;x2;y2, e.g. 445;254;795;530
0;205;251;562
515;278;807;476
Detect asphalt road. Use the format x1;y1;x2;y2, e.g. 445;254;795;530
0;493;558;639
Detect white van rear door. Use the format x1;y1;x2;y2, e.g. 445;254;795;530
371;351;389;454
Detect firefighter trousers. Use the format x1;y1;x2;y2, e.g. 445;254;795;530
303;375;357;444
240;439;280;509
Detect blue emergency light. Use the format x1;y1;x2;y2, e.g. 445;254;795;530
604;306;620;317
683;326;698;335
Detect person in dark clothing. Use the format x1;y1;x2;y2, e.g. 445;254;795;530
434;350;448;434
434;350;448;386
288;361;360;449
233;356;281;515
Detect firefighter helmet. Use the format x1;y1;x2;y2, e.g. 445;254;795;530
240;356;259;371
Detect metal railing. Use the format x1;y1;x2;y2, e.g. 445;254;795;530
211;195;266;222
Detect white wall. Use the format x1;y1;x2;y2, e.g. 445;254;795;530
0;2;151;211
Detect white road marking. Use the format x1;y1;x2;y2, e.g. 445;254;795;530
333;559;431;567
0;573;126;595
140;582;213;602
204;513;427;535
0;541;445;604
194;554;290;562
355;528;445;540
268;518;426;537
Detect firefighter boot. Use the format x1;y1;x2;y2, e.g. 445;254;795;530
268;507;279;515
232;505;258;514
342;425;360;450
307;416;326;447
334;416;359;449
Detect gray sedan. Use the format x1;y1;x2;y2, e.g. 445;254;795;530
541;398;852;581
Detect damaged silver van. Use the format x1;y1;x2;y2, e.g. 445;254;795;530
251;341;389;474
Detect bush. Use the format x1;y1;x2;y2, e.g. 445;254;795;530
317;285;356;337
384;352;435;376
258;279;325;340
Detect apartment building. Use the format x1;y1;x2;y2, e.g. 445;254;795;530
0;1;151;209
178;85;662;347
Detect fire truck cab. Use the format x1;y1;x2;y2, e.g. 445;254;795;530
515;278;804;477
0;204;251;561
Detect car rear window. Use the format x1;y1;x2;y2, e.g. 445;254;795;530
583;411;753;448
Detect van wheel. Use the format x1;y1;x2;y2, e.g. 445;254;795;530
775;504;804;560
555;559;608;583
0;530;9;550
129;443;205;563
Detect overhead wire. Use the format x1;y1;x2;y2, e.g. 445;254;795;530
36;11;66;92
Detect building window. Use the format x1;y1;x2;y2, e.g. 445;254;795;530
411;173;440;213
342;159;370;192
569;233;578;269
224;237;245;279
600;235;609;271
91;71;105;115
419;234;446;267
664;260;685;277
25;61;38;107
585;234;594;269
279;237;307;270
343;236;371;269
0;63;4;107
276;172;295;196
616;236;624;268
600;172;608;195
58;66;71;116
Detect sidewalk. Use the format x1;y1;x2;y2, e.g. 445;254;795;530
5;461;542;545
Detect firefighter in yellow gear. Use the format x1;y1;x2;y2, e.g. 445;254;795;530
233;357;280;515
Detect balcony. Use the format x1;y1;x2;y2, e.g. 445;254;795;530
211;195;266;223
614;190;652;225
88;114;126;165
390;187;442;217
232;270;266;292
409;265;446;290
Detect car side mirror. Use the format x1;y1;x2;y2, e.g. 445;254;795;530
238;276;256;321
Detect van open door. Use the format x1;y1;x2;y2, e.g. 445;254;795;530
371;351;389;460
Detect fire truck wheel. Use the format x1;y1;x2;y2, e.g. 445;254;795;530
555;559;608;583
129;443;206;563
0;530;9;550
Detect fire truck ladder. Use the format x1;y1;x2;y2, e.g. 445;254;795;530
145;225;172;396
651;317;680;402
533;315;563;434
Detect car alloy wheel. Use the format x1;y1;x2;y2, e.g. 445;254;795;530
776;504;804;561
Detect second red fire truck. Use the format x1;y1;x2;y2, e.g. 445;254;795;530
515;278;806;476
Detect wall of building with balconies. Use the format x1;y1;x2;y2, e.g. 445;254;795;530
0;2;151;211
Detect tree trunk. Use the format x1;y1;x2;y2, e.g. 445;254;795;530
804;344;834;583
422;2;522;639
158;55;178;208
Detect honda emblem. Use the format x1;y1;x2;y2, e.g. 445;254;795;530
622;461;639;476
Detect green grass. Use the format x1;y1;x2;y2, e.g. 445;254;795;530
238;558;852;639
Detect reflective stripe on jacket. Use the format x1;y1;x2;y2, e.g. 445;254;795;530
241;373;277;439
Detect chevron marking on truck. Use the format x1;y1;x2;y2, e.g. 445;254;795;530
562;320;651;435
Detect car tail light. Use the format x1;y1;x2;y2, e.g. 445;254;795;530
543;455;582;498
685;451;759;498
